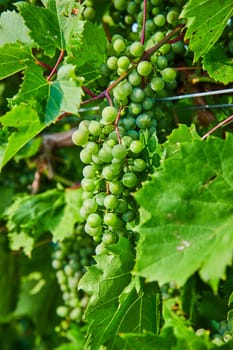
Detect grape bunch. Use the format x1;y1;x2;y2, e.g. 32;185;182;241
72;0;187;251
52;226;94;324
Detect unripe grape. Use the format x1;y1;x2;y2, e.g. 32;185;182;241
104;212;118;226
112;144;128;160
128;70;142;86
102;231;118;245
81;178;96;192
129;41;144;57
130;140;144;153
95;192;106;206
109;180;123;194
113;38;126;53
102;106;118;124
104;194;118;209
161;67;177;82
136;113;151;129
133;158;146;172
72;129;89;146
117;56;130;69
151;77;165;92
122;172;137;188
130;88;145;103
154;14;166;27
107;56;118;70
86;213;102;228
88;120;101;136
137;61;153;76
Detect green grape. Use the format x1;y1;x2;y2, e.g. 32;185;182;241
85;223;102;237
128;102;142;115
98;145;113;163
102;164;120;180
72;129;89;146
113;0;127;11
153;31;165;43
109;180;123;194
133;158;146;172
83;198;98;213
113;38;126;53
129;41;144;57
95;243;108;255
102;231;118;245
102;106;118;124
130;87;145;103
130;140;144;153
95;192;106;206
122;172;137;188
112;144;128;160
88;120;101;136
128;70;142;86
121;135;133;148
137;61;153;76
166;8;179;25
83;165;96;179
161;67;177;82
142;97;154;110
154;14;166;27
86;141;99;154
121;115;136;130
104;194;118;209
70;307;82;321
56;305;69;318
136;113;151;129
159;43;171;55
115;198;128;213
127;1;139;15
81;178;96;192
171;41;185;55
113;81;132;100
157;55;168;69
103;212;118;226
86;213;102;228
80;148;93;164
118;56;130;69
107;56;118;70
151;76;165;91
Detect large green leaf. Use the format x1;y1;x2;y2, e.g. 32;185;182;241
180;0;233;61
134;125;233;291
0;10;33;46
5;188;84;255
202;45;233;84
0;42;32;79
79;239;160;350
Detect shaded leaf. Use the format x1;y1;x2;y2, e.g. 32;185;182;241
5;188;84;255
67;21;107;83
134;125;233;291
203;45;233;84
0;42;32;79
180;0;233;61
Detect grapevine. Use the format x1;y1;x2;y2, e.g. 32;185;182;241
0;0;233;349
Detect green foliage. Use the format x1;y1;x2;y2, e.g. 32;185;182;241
135;125;233;291
5;188;84;255
181;0;233;61
0;0;233;349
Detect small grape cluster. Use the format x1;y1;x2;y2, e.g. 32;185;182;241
72;103;154;253
52;226;94;323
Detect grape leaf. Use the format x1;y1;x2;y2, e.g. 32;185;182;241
5;188;84;255
16;2;62;57
0;42;32;79
45;79;83;124
0;10;33;46
67;21;107;83
79;239;161;350
0;105;45;170
202;45;233;84
180;0;233;61
134;125;233;291
16;0;85;57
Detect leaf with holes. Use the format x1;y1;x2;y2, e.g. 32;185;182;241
180;0;233;61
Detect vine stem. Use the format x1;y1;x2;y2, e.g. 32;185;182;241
202;115;233;140
47;49;65;82
114;106;124;144
141;0;147;45
35;60;53;71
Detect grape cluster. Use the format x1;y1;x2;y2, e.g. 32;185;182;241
72;0;188;250
52;226;94;324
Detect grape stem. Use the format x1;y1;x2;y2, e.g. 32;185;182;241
35;60;53;72
202;114;233;140
114;106;124;144
47;49;65;82
141;0;147;45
